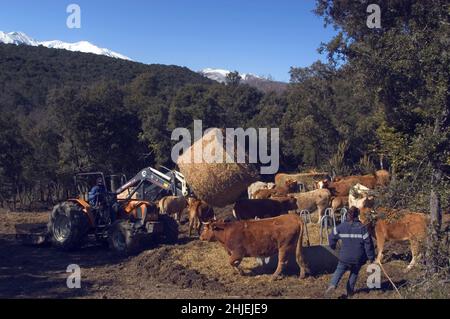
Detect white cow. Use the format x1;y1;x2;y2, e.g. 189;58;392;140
348;183;375;209
247;182;276;199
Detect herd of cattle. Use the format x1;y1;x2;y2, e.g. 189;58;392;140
157;169;449;280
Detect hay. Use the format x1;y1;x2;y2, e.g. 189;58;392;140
177;128;259;207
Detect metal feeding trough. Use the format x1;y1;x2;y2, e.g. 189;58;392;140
255;207;343;276
255;245;339;276
15;223;50;246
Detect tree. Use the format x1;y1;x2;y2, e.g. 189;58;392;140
47;82;146;175
225;71;242;86
315;0;450;274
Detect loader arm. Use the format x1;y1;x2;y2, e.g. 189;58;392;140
115;167;188;201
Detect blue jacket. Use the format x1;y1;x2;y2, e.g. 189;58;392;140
88;185;106;206
328;220;375;265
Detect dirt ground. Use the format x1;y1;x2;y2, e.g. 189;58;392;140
0;207;444;299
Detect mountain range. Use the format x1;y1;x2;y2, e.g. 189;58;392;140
199;68;287;92
0;31;287;92
0;31;130;60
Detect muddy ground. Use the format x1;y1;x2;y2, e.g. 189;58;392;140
0;208;444;299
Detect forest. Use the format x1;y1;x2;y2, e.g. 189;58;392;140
0;0;448;218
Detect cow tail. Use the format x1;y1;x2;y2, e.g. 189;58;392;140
232;209;238;220
158;197;165;213
296;218;309;278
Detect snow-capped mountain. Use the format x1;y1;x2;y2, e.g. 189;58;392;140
1;31;286;92
0;31;130;60
0;31;39;46
200;68;262;83
200;68;287;93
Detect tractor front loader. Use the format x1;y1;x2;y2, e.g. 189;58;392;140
18;167;189;256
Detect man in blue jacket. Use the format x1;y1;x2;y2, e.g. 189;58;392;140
88;177;107;207
325;206;375;297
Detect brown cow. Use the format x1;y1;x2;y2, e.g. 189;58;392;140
360;207;427;271
232;197;298;220
199;214;309;280
158;196;187;223
253;179;298;199
186;197;215;236
275;172;330;191
319;170;390;197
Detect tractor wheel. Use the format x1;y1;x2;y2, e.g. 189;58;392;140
48;202;90;251
108;220;142;256
159;214;179;244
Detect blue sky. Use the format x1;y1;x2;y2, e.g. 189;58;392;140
0;0;337;82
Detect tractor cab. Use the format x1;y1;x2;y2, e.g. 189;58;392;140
73;172;125;229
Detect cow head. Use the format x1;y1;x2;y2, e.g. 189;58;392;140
285;197;298;210
317;179;329;189
285;179;299;192
360;207;378;227
361;196;375;208
199;221;225;242
186;196;198;207
267;182;276;190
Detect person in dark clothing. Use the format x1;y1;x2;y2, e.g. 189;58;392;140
325;206;375;297
88;177;107;207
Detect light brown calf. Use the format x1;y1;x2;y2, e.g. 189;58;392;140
158;196;188;223
186;197;215;236
361;207;427;271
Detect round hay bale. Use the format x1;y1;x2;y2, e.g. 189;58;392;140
177;128;259;207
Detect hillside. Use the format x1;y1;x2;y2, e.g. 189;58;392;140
0;43;212;112
200;68;288;93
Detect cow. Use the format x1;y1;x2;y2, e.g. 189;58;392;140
375;170;390;188
275;172;330;191
348;183;375;209
253;179;298;199
158;196;188;223
199;214;309;280
232;197;298;220
289;189;332;224
247;181;276;199
331;196;348;212
186;197;215;236
360;207;428;271
318;170;390;197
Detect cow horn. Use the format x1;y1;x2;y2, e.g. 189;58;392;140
202;221;211;225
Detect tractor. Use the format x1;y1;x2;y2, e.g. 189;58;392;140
47;167;189;256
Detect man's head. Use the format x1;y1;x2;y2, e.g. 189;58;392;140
347;206;360;221
96;177;104;186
